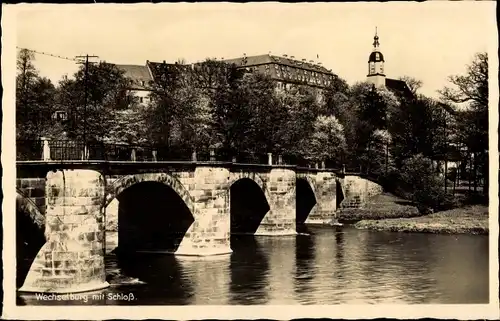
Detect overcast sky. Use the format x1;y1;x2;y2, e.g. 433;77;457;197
13;2;496;98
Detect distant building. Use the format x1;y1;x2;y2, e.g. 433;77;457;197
114;33;413;107
366;29;413;98
222;53;338;91
115;64;154;105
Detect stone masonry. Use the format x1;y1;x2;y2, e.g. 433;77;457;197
19;169;109;293
340;175;384;209
17;162;383;294
174;167;232;256
253;168;297;236
298;171;338;224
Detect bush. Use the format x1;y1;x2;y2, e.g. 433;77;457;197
461;191;489;206
378;169;412;199
400;154;459;213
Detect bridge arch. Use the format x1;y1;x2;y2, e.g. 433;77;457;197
16;188;46;288
16;188;44;231
229;172;270;201
229;172;271;235
104;172;195;214
104;172;196;253
295;176;318;225
296;175;317;197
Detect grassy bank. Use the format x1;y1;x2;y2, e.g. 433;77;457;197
337;193;420;222
354;205;489;235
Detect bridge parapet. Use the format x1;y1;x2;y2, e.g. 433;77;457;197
16;139;342;170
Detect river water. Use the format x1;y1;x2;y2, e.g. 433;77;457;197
17;226;489;305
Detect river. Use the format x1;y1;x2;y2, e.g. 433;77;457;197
17;225;489;305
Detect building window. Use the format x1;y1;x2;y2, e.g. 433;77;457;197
141;80;145;86
139;97;144;103
52;111;67;121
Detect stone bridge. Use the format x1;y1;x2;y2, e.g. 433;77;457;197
16;160;383;294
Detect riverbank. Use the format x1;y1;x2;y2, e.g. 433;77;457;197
354;205;489;235
337;193;420;222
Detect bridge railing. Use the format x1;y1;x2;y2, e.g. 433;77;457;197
16;139;358;172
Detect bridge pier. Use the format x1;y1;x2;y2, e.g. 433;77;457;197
255;168;297;236
175;167;232;256
19;169;109;294
305;172;338;225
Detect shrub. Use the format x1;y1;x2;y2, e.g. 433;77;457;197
400;154;459;213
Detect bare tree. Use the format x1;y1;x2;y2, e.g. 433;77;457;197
398;76;423;96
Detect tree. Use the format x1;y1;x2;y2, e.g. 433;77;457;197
388;95;441;166
323;75;350;118
241;73;288;154
439;52;488;195
338;82;392;171
105;102;148;145
440;53;488;107
57;62;134;143
398;76;422;96
16;49;57;140
305;115;346;165
276;85;323;159
202;60;250;152
400;154;454;213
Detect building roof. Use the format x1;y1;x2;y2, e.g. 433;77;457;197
223;54;336;88
223;54;331;73
368;51;384;63
146;61;193;83
115;64;153;90
385;78;413;98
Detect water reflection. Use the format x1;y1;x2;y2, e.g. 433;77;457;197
112;252;193;304
257;236;297;304
294;228;316;303
230;235;270;304
17;226;489;305
176;255;231;305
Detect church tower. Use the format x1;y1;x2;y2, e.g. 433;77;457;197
366;28;386;89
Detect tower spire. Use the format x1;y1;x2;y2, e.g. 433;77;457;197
373;27;380;49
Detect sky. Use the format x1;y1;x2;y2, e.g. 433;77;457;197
12;2;497;98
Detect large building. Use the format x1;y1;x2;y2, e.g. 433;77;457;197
114;30;412;105
222;53;337;91
114;53;338;105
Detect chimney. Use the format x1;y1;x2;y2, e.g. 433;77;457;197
290;55;295;59
302;58;307;62
283;54;288;57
